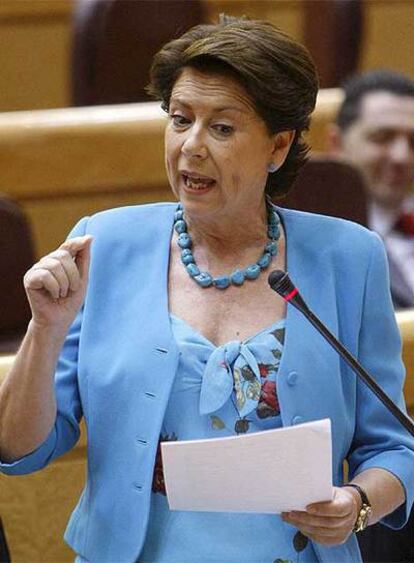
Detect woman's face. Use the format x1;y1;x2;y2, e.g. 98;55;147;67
165;67;292;219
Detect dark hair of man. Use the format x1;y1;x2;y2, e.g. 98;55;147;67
336;69;414;132
147;15;319;199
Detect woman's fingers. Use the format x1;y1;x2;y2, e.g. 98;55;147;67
281;487;358;546
47;250;81;294
24;235;93;300
60;235;93;283
306;490;356;517
282;512;352;545
283;511;352;529
31;257;70;298
24;268;62;300
72;235;93;283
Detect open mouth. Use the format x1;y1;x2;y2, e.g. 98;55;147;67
182;173;216;190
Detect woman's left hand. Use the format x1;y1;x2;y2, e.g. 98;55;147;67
281;486;359;546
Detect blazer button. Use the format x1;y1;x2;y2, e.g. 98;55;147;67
292;415;304;425
287;371;298;386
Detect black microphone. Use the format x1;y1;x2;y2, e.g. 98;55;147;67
268;269;414;437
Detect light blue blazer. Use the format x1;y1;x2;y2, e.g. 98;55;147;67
2;203;414;563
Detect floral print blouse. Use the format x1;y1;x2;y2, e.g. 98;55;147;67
139;315;317;563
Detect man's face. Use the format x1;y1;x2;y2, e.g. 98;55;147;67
339;92;414;208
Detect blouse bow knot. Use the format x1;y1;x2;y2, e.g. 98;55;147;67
199;340;262;418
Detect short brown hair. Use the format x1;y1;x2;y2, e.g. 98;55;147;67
336;69;414;132
147;15;319;198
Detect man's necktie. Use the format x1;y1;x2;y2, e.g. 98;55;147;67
394;212;414;235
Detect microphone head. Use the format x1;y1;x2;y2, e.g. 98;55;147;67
268;270;295;297
268;270;309;313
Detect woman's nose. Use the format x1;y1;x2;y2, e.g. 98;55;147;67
181;125;208;159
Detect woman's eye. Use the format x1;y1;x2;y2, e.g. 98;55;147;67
213;124;233;136
170;114;190;127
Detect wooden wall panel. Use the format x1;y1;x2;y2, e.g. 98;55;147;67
205;0;303;38
1;1;414;113
0;103;166;198
0;0;303;113
0;349;87;561
0;457;86;562
25;187;174;254
0;1;73;112
0;89;341;256
361;0;414;77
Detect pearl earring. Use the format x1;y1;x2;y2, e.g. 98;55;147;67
267;163;278;173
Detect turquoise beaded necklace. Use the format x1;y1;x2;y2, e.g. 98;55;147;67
174;201;280;289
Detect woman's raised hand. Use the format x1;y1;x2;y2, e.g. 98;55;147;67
23;235;93;332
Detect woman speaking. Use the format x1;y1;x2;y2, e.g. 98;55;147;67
1;15;413;563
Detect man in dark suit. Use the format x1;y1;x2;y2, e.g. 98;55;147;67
328;69;414;310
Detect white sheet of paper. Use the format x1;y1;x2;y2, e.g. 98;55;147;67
161;418;333;513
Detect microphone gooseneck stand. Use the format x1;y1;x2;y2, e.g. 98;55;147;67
268;269;414;437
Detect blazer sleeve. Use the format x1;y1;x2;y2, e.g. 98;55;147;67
347;231;414;529
0;217;89;475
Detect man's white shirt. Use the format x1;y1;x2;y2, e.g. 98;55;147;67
369;198;414;299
